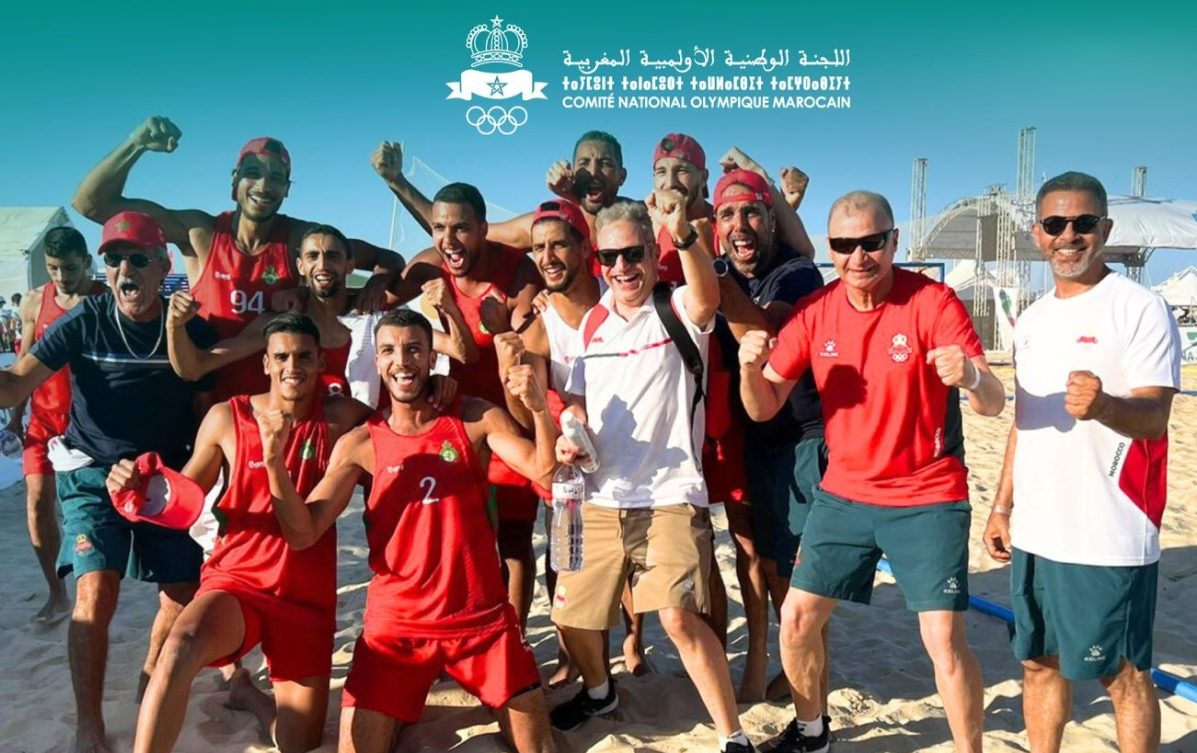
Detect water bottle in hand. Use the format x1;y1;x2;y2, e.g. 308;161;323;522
550;464;584;572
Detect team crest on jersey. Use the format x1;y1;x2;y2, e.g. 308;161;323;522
478;321;490;335
888;333;913;363
439;441;460;463
301;438;315;460
262;266;280;285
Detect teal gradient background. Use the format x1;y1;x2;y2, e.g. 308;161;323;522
2;0;1194;285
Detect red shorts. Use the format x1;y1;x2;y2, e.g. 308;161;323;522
702;423;748;505
22;409;66;476
202;589;333;681
343;607;541;722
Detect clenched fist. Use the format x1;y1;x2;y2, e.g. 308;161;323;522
106;459;142;497
926;345;974;388
779;167;810;209
646;188;688;241
255;409;293;464
718;146;769;182
494;331;526;368
739;329;776;371
421;278;452;312
167;291;199;330
1065;370;1108;420
129;116;181;153
504;363;546;413
371;141;405;184
546;160;576;200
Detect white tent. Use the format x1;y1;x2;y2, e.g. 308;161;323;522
944;259;999;301
1153;265;1197;307
0;206;73;299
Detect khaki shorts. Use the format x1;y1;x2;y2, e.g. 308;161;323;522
551;503;712;630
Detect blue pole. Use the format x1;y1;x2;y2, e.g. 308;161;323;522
873;559;1197;702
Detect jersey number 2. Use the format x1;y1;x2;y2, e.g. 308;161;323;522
419;476;440;506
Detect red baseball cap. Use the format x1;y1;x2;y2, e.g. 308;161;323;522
98;211;168;256
713;169;773;210
236;136;291;173
111;452;207;530
654;133;706;172
532;199;590;241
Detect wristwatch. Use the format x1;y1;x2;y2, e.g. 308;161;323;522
713;257;730;278
673;224;699;250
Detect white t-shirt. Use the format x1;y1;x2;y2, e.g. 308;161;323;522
567;285;711;509
1011;272;1181;566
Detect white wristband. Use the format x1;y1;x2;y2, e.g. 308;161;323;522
992;505;1012;516
965;361;982;391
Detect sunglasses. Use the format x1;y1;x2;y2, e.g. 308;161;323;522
102;251;158;268
827;229;894;254
539;200;565;212
596;246;646;267
1038;214;1104;236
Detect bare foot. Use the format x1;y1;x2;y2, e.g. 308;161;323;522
226;668;259;711
72;732;114;753
623;634;650;677
31;591;70;628
547;653;579;689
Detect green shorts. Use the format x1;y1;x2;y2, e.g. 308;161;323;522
745;435;827;577
1010;548;1157;681
792;489;971;612
56;465;202;583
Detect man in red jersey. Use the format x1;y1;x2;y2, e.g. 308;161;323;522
72;116;405;400
739;191;1006;753
260;308;559;753
7;227;105;626
390;182;544;627
106;313;373;753
166;224;474;400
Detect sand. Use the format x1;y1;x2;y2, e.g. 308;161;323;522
2;365;1195;753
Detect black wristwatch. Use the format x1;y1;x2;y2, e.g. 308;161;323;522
673;224;699;250
713;257;730;277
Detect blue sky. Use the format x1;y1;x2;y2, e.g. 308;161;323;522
2;0;1195;290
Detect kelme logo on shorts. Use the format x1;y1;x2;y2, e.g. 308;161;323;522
439;441;460;463
943;576;961;595
554;585;567;606
1084;644;1106;662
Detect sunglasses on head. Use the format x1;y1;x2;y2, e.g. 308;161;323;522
827;229;893;254
1038;214;1104;236
596;246;646;267
102;251;158;268
538;200;565;212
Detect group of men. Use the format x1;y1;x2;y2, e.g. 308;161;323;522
1;114;1181;753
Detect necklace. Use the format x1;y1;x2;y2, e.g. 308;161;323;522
113;300;164;360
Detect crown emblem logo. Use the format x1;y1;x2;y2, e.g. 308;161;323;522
467;16;527;68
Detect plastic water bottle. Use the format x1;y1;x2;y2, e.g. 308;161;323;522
550;464;585;572
0;430;21;457
560;411;599;474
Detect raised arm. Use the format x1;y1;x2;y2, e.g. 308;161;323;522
372;140;434;236
166;291;268;380
472;362;559;488
262;416;368;550
650;190;718;328
71;116;214;259
738;330;796;421
719;147;815;259
422;278;479;365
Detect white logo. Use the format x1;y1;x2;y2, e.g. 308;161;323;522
942;576;960;595
385;464;402;474
215;271;232;281
1084;644;1106;662
446;16;547;136
247;460;265;470
888;332;913;363
820;339;839;357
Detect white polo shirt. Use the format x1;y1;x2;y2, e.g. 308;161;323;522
567;285;711;509
1011;272;1181;566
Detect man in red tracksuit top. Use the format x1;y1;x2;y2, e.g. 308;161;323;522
261;308;559;753
107;313;372;753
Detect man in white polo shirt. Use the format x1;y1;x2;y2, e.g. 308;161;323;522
985;171;1181;753
552;196;755;752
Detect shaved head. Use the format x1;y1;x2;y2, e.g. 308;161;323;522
829;190;895;226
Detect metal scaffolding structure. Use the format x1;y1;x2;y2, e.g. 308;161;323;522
909;158;927;255
1127;166;1150;282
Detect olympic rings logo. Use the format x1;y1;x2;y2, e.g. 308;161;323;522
465;105;529;136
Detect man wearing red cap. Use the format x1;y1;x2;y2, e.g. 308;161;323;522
740;191;1006;753
107;312;373;753
73;116;405;401
0;211;217;753
8;227;105;627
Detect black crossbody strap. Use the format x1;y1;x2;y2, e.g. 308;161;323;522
652;283;704;434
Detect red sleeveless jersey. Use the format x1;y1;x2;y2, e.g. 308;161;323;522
190;211;299;400
200;396;336;630
443;244;531;488
320;338;352;397
362;408;508;635
28;281;104;437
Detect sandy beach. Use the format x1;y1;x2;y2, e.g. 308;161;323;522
2;365;1195;753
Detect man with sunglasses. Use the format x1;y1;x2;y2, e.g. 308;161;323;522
552;199;757;752
73;116;405;401
10;227;105;627
740;191;1005;753
984;172;1180;753
708;169;829;706
389;182;545;629
0;211;216;753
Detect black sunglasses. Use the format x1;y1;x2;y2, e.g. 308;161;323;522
539;200;564;212
1039;214;1104;236
596;246;646;267
102;251;157;268
827;229;894;254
